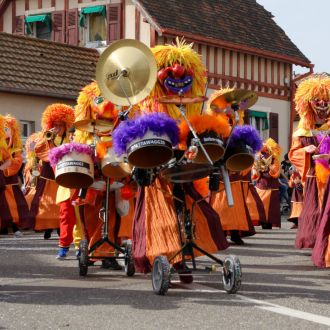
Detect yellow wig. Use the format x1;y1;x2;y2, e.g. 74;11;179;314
5;114;22;153
263;138;282;162
295;75;330;130
41;103;75;131
143;38;207;119
24;131;42;172
0;115;10;162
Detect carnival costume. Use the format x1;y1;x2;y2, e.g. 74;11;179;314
287;166;303;227
289;75;330;248
29;104;74;234
0;114;29;232
206;88;263;242
252;138;281;229
126;39;229;274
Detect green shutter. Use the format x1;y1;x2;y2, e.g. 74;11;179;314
25;14;51;34
249;111;269;130
79;5;106;27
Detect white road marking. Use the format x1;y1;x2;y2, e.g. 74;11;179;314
173;282;330;326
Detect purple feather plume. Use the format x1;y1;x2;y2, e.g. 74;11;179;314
112;113;179;156
228;125;263;153
315;133;330;168
49;142;94;167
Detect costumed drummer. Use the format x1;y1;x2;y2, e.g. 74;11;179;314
205;88;263;244
288;74;330;249
123;38;229;275
29;104;75;239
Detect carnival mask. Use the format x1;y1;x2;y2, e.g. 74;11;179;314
157;64;194;94
93;96;118;121
310;98;330;121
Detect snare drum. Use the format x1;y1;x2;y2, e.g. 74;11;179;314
112;113;179;169
160;150;213;183
179;114;230;164
49;142;94;189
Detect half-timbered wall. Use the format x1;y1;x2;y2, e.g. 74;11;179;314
157;35;291;152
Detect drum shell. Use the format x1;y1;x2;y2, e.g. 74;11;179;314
101;148;131;179
126;131;173;169
55;151;94;189
224;140;254;172
188;131;225;164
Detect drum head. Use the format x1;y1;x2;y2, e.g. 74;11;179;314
226;153;254;172
160;163;213;183
194;144;225;164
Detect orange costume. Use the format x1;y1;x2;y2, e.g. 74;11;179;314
252;138;281;229
0;115;30;231
289;75;330;249
29;104;74;232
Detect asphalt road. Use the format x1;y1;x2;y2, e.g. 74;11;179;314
0;217;329;330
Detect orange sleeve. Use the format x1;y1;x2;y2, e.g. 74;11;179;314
288;137;309;183
34;136;51;162
3;152;23;177
269;159;280;178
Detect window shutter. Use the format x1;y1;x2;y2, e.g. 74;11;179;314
106;3;122;44
52;11;65;43
66;8;78;46
269;112;279;142
13;16;25;35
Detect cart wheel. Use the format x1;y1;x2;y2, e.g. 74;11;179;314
79;239;89;277
152;256;171;295
222;255;242;293
125;242;135;277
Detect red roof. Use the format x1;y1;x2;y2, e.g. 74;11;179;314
135;0;311;66
0;32;99;99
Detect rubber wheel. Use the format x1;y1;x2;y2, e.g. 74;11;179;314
222;255;242;294
125;242;135;276
79;239;89;277
152;256;171;295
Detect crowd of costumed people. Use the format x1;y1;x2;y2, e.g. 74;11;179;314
0;39;329;275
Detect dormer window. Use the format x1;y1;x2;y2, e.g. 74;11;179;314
79;5;106;46
25;14;52;40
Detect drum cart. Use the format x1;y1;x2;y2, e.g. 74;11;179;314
78;177;135;277
151;180;241;296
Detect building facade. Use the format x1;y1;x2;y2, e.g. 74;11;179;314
0;0;312;152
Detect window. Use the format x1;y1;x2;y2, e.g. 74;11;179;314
248;110;269;140
20;120;35;141
25;14;52;40
80;6;106;46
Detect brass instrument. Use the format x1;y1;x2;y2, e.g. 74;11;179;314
254;155;273;173
45;128;57;141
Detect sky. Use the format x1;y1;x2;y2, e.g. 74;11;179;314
256;0;330;75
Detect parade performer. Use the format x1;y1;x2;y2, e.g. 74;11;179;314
72;81;131;269
288;74;330;248
120;39;229;275
0;114;29;235
252;138;281;229
287;166;303;228
29;104;75;239
206;88;263;243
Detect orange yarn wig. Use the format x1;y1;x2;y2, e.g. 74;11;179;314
5;114;22;152
41;103;75;131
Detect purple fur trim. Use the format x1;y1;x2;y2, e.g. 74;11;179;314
315;133;330;168
112;113;179;155
228;125;263;153
49;142;94;167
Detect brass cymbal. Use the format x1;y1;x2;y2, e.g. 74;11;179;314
157;95;208;104
96;39;157;106
73;119;113;133
210;89;258;111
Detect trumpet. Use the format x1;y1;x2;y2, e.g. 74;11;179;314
45;128;57;141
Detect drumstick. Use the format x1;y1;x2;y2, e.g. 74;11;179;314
199;81;208;115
